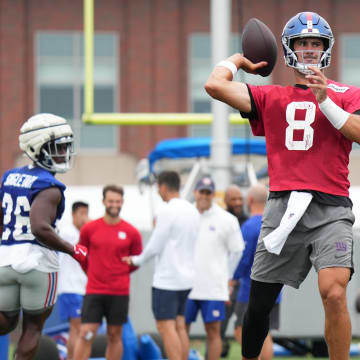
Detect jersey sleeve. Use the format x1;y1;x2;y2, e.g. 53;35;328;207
129;227;143;273
240;84;266;136
226;216;245;253
225;215;245;277
233;220;257;279
29;175;66;221
29;177;66;203
129;228;143;256
341;85;360;114
79;222;91;248
131;207;173;266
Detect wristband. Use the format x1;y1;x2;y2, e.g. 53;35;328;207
318;97;350;130
216;60;238;80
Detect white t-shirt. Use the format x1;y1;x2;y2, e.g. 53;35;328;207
189;203;245;301
132;198;200;290
57;223;87;295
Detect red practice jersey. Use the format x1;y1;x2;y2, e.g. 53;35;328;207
79;218;142;295
246;81;360;196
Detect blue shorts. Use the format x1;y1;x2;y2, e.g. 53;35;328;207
185;299;225;324
152;287;190;320
58;293;84;322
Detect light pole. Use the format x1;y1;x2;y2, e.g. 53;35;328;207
210;0;232;194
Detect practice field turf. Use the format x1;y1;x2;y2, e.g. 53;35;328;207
190;339;360;360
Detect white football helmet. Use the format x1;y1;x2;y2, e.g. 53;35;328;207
19;113;74;173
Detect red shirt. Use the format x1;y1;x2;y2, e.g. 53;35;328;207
79;218;142;295
247;80;360;196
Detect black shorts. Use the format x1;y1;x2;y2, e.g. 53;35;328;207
81;294;129;325
152;287;190;320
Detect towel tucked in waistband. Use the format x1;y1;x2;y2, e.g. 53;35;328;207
263;191;313;255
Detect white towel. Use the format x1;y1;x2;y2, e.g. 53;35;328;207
11;243;43;273
263;191;313;255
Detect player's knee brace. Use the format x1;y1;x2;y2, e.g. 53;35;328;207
242;280;283;358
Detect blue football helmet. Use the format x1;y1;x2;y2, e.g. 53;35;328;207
281;12;334;74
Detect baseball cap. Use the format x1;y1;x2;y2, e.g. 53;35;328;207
195;176;215;193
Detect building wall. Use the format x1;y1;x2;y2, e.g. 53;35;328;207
1;0;360;184
0;0;29;175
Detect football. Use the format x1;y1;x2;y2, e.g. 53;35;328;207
242;18;278;77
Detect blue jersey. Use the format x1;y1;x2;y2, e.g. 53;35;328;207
0;165;66;247
234;215;281;304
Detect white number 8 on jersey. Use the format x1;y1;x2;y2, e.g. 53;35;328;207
285;102;315;151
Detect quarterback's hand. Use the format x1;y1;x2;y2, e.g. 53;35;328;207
72;244;88;271
306;66;328;103
231;53;268;75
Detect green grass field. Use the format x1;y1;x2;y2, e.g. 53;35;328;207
190;339;360;360
8;344;13;360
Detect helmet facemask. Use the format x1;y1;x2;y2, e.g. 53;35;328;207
19;113;74;174
38;136;74;173
281;12;334;75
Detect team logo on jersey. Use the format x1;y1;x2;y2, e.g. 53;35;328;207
209;225;216;232
118;231;127;240
327;83;349;93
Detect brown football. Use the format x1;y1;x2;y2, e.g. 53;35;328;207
242;18;278;77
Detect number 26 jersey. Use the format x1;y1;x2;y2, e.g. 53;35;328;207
0;165;66;272
0;164;66;246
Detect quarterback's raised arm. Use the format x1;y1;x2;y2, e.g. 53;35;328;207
204;53;266;113
338;114;360;144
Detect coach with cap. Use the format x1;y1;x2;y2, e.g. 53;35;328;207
185;176;245;360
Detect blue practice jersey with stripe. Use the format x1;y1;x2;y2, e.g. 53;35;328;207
0;165;66;247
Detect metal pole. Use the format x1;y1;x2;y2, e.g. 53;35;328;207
210;0;232;192
84;0;94;115
82;112;248;125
